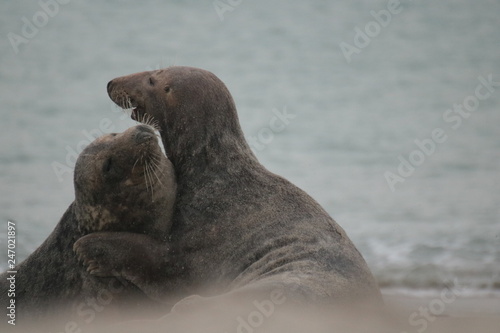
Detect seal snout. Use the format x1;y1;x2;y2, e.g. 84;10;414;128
134;125;155;144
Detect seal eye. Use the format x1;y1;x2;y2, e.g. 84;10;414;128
103;158;113;173
149;77;155;86
164;86;171;93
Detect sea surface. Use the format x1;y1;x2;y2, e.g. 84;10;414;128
0;0;499;299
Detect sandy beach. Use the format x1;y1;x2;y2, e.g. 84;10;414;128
2;292;500;332
383;291;500;333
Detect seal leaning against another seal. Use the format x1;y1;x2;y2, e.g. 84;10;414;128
0;125;176;323
93;66;382;306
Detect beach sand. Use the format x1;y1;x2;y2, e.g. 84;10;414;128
3;291;500;332
382;292;500;333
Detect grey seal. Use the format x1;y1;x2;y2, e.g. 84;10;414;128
0;125;176;325
99;66;382;306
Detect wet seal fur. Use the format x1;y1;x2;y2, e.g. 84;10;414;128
0;125;176;324
99;66;382;307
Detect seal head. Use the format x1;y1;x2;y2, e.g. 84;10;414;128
107;67;255;174
74;124;176;239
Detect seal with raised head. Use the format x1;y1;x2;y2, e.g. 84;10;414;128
92;66;381;306
0;124;177;323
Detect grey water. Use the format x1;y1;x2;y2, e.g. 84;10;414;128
0;0;499;297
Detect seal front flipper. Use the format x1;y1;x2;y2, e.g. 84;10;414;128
74;231;170;301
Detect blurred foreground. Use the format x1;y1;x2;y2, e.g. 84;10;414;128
2;292;500;333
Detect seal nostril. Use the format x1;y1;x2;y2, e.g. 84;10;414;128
107;80;113;93
135;131;153;144
103;157;113;173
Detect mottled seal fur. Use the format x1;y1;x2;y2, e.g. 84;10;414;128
0;125;176;324
101;66;382;306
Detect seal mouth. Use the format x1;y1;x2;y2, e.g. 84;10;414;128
130;107;140;121
119;97;143;121
110;92;159;129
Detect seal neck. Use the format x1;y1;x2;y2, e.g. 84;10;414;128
162;129;259;182
159;100;260;182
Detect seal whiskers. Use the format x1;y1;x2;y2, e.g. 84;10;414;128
149;158;165;188
138;112;160;131
142;162;150;200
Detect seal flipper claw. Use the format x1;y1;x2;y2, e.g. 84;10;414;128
86;260;101;274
